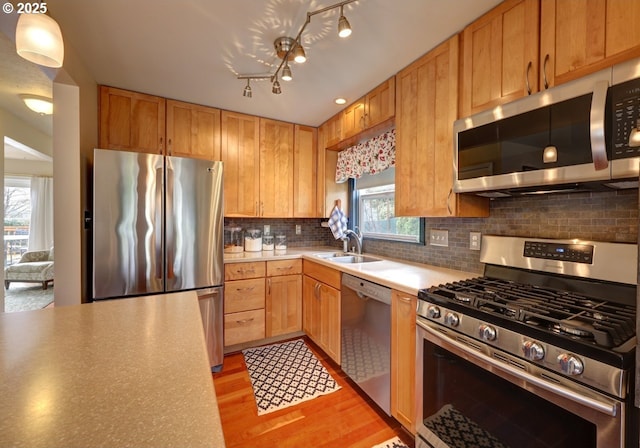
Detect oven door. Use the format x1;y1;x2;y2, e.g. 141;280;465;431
416;319;626;448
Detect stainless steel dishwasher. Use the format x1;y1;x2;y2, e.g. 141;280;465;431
341;273;392;415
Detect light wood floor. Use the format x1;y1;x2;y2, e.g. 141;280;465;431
212;337;415;448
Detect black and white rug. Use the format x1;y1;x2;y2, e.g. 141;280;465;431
242;339;341;415
371;436;409;448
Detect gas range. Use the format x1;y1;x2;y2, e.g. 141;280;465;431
417;236;637;399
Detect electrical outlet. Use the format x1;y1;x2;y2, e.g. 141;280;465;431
295;225;301;235
263;225;270;235
470;232;481;250
430;229;448;247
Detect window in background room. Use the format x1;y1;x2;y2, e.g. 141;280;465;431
4;176;31;266
354;168;424;243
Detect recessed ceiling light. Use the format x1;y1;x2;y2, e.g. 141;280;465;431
335;98;347;105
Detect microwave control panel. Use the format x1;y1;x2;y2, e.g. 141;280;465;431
612;77;640;159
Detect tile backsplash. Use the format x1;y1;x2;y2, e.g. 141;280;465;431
226;189;639;275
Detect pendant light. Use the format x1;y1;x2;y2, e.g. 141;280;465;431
337;6;352;38
15;13;65;68
281;62;293;81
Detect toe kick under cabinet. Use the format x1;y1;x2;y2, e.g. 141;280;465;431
224;259;303;347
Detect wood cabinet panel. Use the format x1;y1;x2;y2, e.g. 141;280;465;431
302;260;342;290
221;111;260;217
364;77;395;129
266;259;302;277
99;86;165;154
266;274;302;337
224;262;266;281
391;290;416;432
341;98;366;139
323;113;343;148
293;125;319;217
302;274;340;364
224;309;265;346
259;118;294;217
396;35;489;217
166;100;221;160
461;0;540;116
540;0;640;87
224;278;265;313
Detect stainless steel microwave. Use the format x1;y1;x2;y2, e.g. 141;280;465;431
453;58;640;197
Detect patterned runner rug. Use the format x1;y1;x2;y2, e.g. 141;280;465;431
242;339;341;415
371;436;409;448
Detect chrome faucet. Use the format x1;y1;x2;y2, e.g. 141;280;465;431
343;227;363;254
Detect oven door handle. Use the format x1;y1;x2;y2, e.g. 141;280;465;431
417;320;619;417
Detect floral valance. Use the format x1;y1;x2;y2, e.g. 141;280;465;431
335;128;395;183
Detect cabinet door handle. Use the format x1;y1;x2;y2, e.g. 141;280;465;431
167;138;172;155
542;54;550;90
267;278;271;295
276;266;293;271
314;282;321;299
446;189;453;216
399;296;412;303
235;286;255;292
236;318;254;325
159;137;164;153
525;61;533;95
238;268;255;275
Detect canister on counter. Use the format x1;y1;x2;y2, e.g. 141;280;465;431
224;225;244;253
262;234;275;251
245;228;263;252
275;233;287;252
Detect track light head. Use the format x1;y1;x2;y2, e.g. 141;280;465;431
243;79;252;98
293;42;306;64
272;80;282;94
282;62;292;81
338;6;352;38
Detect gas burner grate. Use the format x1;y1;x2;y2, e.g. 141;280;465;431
423;277;636;348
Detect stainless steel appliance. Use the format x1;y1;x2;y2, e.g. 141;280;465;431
341;273;392;415
92;148;224;369
416;236;637;448
454;57;640;197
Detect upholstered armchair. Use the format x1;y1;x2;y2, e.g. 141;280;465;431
4;247;54;290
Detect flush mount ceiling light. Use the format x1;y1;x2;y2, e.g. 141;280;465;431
20;94;53;115
15;12;65;68
238;0;357;97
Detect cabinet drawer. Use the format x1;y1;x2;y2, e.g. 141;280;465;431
224;309;265;346
224;261;266;280
267;259;302;276
225;278;265;313
303;260;341;290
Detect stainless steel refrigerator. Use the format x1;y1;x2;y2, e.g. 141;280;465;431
92;148;224;370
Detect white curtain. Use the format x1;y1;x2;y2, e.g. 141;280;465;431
28;176;54;251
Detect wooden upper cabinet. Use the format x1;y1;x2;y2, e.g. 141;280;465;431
340;77;396;140
341;98;366;139
259;118;294;217
540;0;640;88
221;111;260;217
293;125;319;217
461;0;540;117
395;35;488;218
363;77;395;129
322;113;343;148
99;86;166;154
166;100;221;160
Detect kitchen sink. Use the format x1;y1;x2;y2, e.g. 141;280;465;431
314;253;382;264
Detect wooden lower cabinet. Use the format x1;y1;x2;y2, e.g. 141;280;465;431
224;262;266;346
266;259;303;337
302;260;341;364
391;290;416;432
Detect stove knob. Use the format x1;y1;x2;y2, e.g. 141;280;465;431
558;354;584;376
443;312;459;327
522;341;545;361
478;324;497;341
426;305;441;319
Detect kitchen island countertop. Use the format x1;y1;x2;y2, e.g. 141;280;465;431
0;292;224;448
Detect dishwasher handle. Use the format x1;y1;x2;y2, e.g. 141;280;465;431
341;273;392;305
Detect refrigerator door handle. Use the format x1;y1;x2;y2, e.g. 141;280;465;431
155;167;164;281
165;164;175;280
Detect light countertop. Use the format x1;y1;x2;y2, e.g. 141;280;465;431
0;292;225;448
225;247;477;295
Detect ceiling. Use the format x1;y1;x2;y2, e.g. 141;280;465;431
37;0;501;127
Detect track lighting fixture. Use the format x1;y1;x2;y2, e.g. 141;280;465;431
243;79;252;98
338;6;352;38
272;80;282;94
281;62;292;81
237;0;357;97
